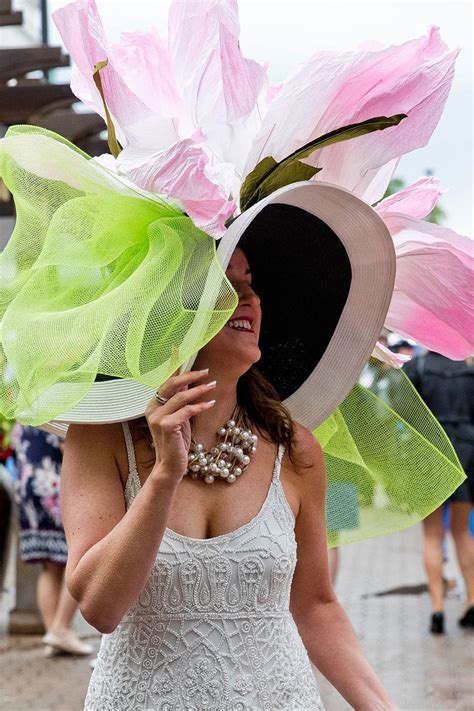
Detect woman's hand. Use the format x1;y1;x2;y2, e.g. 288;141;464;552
145;369;216;482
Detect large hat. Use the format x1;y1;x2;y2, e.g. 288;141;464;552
42;181;394;435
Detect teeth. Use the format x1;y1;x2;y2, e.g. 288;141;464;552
228;319;252;331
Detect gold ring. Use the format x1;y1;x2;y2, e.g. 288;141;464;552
154;392;169;405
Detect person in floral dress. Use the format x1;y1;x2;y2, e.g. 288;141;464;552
13;425;93;657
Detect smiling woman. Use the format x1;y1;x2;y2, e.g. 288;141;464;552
62;223;396;709
197;248;262;369
0;0;471;708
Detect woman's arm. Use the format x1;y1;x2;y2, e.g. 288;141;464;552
61;369;215;633
61;422;179;633
290;427;398;711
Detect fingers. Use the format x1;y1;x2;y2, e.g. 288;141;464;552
155;381;217;416
159;369;210;400
158;400;216;432
145;376;216;425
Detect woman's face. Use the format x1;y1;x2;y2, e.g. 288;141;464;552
195;248;262;373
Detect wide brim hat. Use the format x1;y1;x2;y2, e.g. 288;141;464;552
40;180;394;436
0;126;394;435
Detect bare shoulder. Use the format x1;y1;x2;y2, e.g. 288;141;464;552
280;423;326;517
292;423;325;481
65;421;123;449
61;422;129;573
64;421;129;484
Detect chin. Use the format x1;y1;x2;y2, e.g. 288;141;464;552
229;347;261;371
213;345;261;377
196;331;261;373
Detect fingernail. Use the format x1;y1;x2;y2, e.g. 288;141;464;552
199;368;209;373
206;380;217;388
207;399;216;405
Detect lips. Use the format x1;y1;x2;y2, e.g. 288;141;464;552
227;316;254;332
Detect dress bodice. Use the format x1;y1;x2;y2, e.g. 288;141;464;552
85;423;322;710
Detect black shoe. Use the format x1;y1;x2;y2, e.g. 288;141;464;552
458;605;474;628
430;611;445;634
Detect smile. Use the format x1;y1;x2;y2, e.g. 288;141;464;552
227;318;254;333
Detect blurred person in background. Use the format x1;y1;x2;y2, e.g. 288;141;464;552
404;352;474;634
0;420;15;593
13;425;93;656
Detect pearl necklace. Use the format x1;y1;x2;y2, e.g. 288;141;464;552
186;411;258;484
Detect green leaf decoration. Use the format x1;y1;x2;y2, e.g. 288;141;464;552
262;160;321;193
93;59;122;158
239;156;277;203
239;114;407;211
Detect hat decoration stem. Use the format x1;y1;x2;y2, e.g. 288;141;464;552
92;59;122;158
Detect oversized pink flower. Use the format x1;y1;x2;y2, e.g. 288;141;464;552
386;223;473;359
244;28;458;204
54;1;458;235
54;0;263;235
117;139;237;236
375;179;473;360
54;0;472;360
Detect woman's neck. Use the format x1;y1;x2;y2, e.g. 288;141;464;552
191;375;239;449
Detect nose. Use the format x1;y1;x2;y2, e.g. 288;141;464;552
238;282;260;306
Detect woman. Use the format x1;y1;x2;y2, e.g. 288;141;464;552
62;248;397;710
0;102;465;710
13;425;93;657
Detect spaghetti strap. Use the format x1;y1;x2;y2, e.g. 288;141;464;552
272;443;285;482
121;421;138;474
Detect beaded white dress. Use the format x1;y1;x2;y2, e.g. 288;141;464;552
85;423;323;710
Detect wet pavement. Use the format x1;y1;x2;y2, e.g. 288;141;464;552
1;524;473;710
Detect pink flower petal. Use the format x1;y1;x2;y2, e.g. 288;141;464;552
384;216;474;358
110;30;183;119
359;158;399;207
265;82;284;105
168;0;266;126
246;27;458;204
53;0;161;145
376;177;445;220
117;140;236;237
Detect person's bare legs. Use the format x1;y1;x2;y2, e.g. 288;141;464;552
37;562;64;631
421;507;445;612
39;562;93;655
450;502;474;609
49;575;80;634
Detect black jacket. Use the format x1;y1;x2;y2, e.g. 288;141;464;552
404;352;474;472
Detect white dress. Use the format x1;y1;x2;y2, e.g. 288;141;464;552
85;423;323;710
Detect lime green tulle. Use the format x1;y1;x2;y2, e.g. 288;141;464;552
317;361;466;546
0;126;237;424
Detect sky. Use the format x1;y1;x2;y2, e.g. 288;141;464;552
48;0;473;235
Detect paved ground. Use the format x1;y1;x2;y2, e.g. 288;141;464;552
1;524;473;710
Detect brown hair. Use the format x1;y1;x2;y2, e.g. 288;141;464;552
237;366;297;462
132;366;299;464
